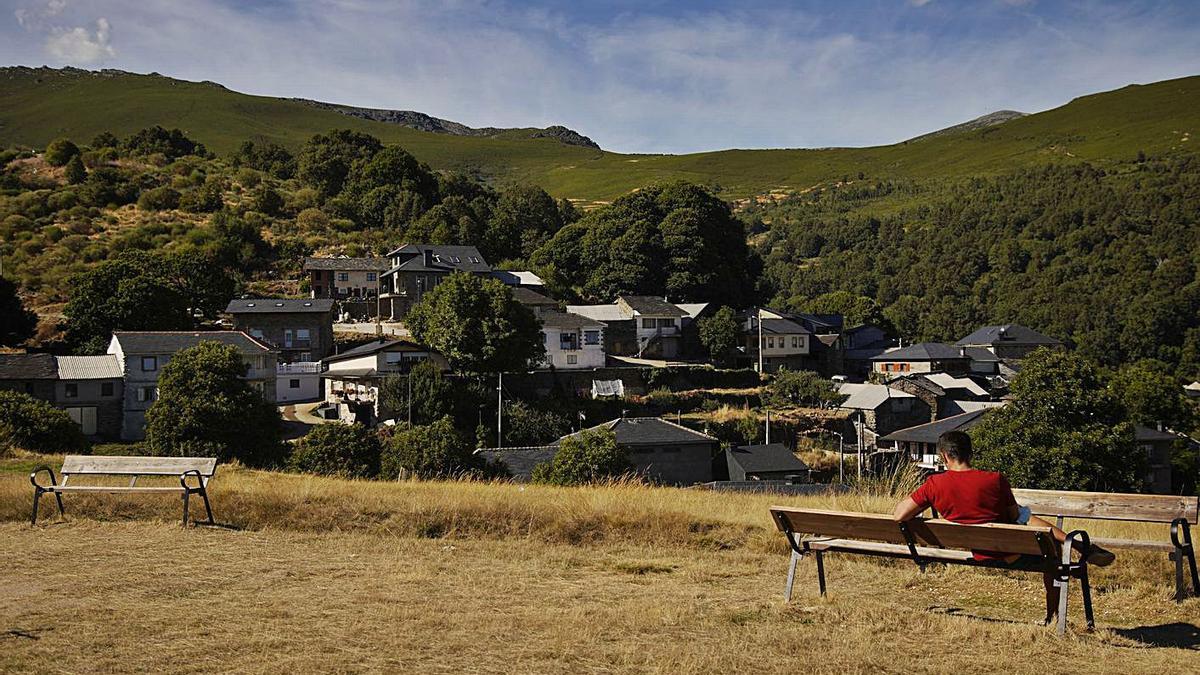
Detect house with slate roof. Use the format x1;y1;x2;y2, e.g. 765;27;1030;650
568;296;688;359
879;409;994;470
225;298;336;363
538;311;606;370
871;342;973;376
378;244;492;319
957;324;1063;360
303;256;390;301
0;353;123;439
108;331;277;440
741;310;814;373
320;338;449;424
0;353;58;401
477;417;720;485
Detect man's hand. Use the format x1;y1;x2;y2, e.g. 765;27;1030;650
892;497;922;522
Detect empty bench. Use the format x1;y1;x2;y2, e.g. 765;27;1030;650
30;455;218;526
770;506;1096;635
1012;488;1200;601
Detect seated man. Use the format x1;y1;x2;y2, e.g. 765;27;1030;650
892;430;1114;624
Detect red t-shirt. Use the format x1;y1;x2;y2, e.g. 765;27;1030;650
910;469;1018;560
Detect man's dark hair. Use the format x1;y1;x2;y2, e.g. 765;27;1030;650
937;430;973;463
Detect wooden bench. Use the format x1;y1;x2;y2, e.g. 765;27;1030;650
770;506;1096;635
30;455;218;527
1012;488;1200;601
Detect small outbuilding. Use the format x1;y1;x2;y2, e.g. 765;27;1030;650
721;443;811;482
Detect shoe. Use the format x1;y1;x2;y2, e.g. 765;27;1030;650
1086;546;1116;567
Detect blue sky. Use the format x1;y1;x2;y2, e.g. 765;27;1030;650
3;0;1199;153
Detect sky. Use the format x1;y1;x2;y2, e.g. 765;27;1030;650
3;0;1199;154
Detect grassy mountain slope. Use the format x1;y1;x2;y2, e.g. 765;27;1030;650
1;67;1197;201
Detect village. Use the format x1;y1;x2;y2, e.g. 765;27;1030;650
4;241;1195;495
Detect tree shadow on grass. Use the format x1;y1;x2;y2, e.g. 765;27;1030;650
1112;623;1200;650
926;606;1037;627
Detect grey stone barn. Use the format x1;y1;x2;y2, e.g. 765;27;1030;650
477;417;720;485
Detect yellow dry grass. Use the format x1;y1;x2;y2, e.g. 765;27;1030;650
2;458;1199;673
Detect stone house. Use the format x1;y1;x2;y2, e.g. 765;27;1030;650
0;353;123;439
225;298;336;363
956;324;1062;360
303;257;390;301
836;382;932;450
539;310;606;370
108;331;277;441
379;244;492;319
0;353;57;401
320;338;450;424
568;296;688;359
742;314;813;373
871;342;973;376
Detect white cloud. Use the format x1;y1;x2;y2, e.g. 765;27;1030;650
44;18;115;64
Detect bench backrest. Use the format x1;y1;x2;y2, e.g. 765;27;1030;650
1012;488;1199;524
770;507;1056;557
61;455;218;477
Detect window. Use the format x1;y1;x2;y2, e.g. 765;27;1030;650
314;285;323;296
366;272;377;282
101;382;114;397
64;383;78;399
642;318;655;329
451;256;461;263
249;329;264;339
299;351;311;362
284;329;294;347
24;382;33;394
566;354;577;365
141;356;157;372
297;329;310;342
337;272;349;282
289;379;301;389
767;337;775;348
584;330;600;346
470;256;481;263
137;387;155;403
792;336;800;348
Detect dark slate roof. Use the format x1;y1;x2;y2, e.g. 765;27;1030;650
473;446;558;481
323;338;425;363
618;296;687;317
871;342;968;361
956;325;1062;348
512;287;558;306
963;346;1001;363
562;417;717;446
880;409;990;444
0;353;57;380
383;244;491;274
751;318;813;335
225;298;335;314
540;311;603;330
303;257;391;272
1135;426;1179;442
727;443;811;474
111;331;272;355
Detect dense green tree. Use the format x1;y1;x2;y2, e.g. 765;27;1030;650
288;422;381;478
44;138;80;166
0;276;38;347
1111;360;1194;430
797;291;889;330
405;272;544;372
137;186;181;211
379;360;458;426
485;184;563;261
145;342;284;466
123;126;205;159
64;252;192;353
0;390;87;454
380;416;477;479
297;129;382;197
502;400;570;446
233;138;296;179
698;306;740;366
762;368;846;409
972;349;1140;491
530;428;629;485
63;154;86;184
89;131;119;148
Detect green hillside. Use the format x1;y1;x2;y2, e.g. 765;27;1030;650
1;67;1197;201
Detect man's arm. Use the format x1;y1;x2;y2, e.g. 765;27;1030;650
892;497;924;522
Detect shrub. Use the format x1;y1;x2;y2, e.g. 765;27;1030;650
0;390;87;454
137;186;182;211
44;138;81;166
381;416;477;479
762;368;846;409
64;154;87;184
288;423;381;478
501;400;570;446
531;428;629;486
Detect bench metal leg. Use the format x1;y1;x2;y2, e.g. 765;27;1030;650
199;488;215;525
785;549;800;602
30;488;64;526
181;490;190;527
1055;575;1069;636
1079;566;1095;631
1175;550;1186;601
815;551;827;596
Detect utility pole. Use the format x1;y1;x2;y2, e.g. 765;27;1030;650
406;374;412;425
757;307;764;374
764;408;771;444
496;371;503;447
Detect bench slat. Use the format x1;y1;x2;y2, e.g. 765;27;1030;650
804;538;977;563
1090;537;1175;551
47;486;186;493
771;507;1055;556
61;455;218;477
1012;488;1199;524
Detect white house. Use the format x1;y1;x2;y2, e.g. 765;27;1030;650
320;339;450;423
539;311;606;370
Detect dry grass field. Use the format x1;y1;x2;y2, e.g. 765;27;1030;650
2;456;1200;673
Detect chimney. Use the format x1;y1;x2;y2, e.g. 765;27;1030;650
423;249;434;267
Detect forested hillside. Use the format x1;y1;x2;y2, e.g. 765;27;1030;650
754;154;1200;376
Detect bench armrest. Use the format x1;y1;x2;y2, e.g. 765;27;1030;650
179;469;205;491
1064;529;1091;563
30;466;59;490
1171;518;1193;549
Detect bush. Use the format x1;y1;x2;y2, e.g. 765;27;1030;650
137;186;181;211
288;423;381;478
44;138;81;166
501;400;570;446
381;416;477;479
762;368;846;409
531;428;629;486
0;391;87;454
